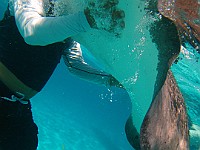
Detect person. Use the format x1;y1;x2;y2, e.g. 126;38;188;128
0;0;125;149
63;41;124;88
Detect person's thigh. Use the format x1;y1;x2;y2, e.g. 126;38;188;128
0;100;38;150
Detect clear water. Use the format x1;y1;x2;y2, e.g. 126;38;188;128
31;59;133;150
172;44;200;126
171;44;200;149
30;43;200;150
1;1;200;149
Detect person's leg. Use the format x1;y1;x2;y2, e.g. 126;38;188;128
0;100;38;150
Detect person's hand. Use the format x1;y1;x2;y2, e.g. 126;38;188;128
84;0;125;36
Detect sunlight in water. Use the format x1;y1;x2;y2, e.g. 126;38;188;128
61;144;65;150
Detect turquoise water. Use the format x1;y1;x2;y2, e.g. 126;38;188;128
171;44;200;149
31;43;200;150
31;59;133;150
1;2;200;149
172;44;200;126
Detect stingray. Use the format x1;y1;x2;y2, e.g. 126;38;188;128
72;0;189;149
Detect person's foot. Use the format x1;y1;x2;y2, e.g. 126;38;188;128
84;0;125;36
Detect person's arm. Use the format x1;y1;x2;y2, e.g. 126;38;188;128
11;0;91;46
62;41;123;88
11;0;125;46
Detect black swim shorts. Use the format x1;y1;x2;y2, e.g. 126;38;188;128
0;99;38;150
